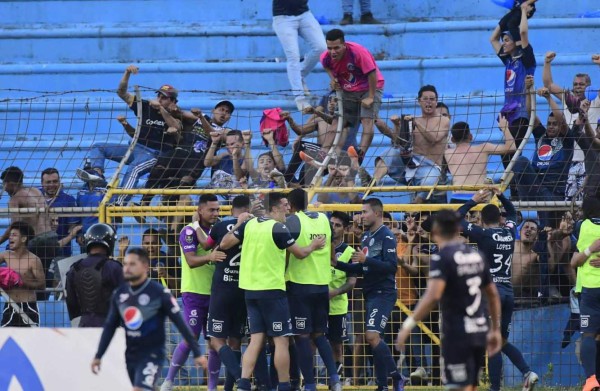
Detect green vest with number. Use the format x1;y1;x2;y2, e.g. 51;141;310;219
239;218;286;291
286;211;332;286
329;245;354;315
577;220;600;288
180;223;215;295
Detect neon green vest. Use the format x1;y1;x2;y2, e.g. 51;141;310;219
180;223;215;295
286;211;331;286
239;218;286;291
329;245;354;315
576;220;600;288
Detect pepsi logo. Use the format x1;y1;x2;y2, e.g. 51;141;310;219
362;247;369;257
537;144;553;161
124;306;143;330
505;69;516;87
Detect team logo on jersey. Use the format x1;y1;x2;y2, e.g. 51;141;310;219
369;238;375;246
335;252;342;260
119;293;130;303
138;294;150;306
124;306;143;330
505;69;516;87
537;144;553;161
185;228;194;244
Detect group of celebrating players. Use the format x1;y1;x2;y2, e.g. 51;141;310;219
89;186;546;391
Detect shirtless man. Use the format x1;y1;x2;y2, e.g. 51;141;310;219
0;167;57;286
445;116;516;202
0;221;45;327
512;220;540;300
373;85;450;203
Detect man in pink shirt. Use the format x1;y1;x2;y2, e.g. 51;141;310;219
321;28;384;162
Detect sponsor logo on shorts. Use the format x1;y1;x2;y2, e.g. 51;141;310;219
142;362;159;387
296;318;306;330
212;320;224;333
581;315;590;328
190;318;197;326
273;322;283;332
138;294;150;306
380;315;388;330
447;363;467;383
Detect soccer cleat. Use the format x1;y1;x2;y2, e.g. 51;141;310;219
410;367;428;385
340;13;353;25
583;375;600;391
160;380;173;391
522;371;539;391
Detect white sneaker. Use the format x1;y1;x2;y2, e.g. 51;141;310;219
410;367;428;384
160;379;173;391
302;78;311;96
295;97;313;113
76;168;104;183
522;371;539;391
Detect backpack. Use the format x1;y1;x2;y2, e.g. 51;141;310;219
259;108;289;147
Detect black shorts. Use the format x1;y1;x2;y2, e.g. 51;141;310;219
288;291;329;335
364;290;396;334
327;314;348;343
441;341;485;388
580;287;600;335
207;287;247;339
246;293;292;337
126;352;162;390
1;302;40;327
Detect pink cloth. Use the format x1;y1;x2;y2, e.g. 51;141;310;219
321;41;384;92
260;108;290;147
0;267;23;290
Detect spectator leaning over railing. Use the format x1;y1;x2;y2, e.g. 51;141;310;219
369;85;450;203
40;167;79;257
204;130;249;193
272;0;326;112
0;222;45;327
444;116;516;203
322;28;384;162
512;87;575;228
489;0;536;199
0;166;57;289
78;65;181;207
570;196;600;391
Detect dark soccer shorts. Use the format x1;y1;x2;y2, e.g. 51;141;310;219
364;290;396;334
498;286;515;339
327;314;349;343
126;352;162;390
288;291;329;335
441;341;485;388
207;287;247;339
246;295;292;337
580;287;600;334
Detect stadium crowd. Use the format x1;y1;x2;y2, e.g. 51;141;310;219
1;0;600;390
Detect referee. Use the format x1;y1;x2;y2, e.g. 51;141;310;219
220;192;325;391
331;198;404;391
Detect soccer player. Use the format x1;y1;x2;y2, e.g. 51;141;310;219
285;188;340;391
219;192;325;391
395;210;502;391
457;188;539;391
331;198;404;391
204;195;252;391
91;248;207;391
328;211;357;380
161;194;225;391
0;222;45;327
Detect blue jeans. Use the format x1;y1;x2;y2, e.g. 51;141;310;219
272;11;326;101
89;142;159;205
512;156;564;228
380;150;442;201
342;0;372;14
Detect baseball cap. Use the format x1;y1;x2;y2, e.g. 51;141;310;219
215;100;235;113
156;84;179;100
